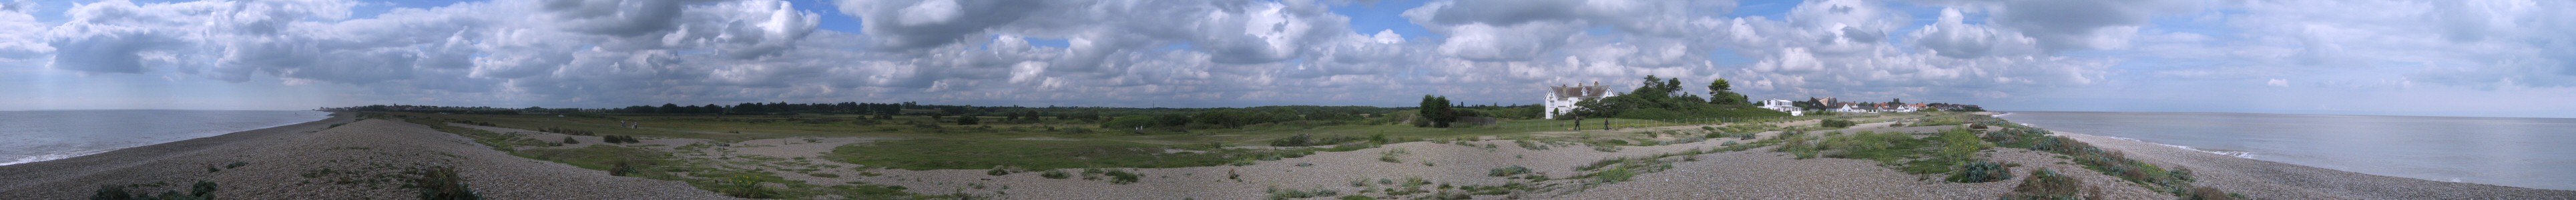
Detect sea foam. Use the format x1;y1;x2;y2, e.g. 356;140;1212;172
2103;136;2256;159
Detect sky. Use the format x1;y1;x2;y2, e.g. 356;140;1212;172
1;0;2573;118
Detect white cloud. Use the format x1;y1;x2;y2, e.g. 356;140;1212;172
2268;79;2290;87
4;0;2571;116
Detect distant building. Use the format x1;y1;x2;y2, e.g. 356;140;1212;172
1543;81;1619;119
1760;99;1802;116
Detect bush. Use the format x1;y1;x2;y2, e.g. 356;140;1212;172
561;137;580;144
987;168;1011;176
1487;165;1532;177
1270;133;1315;147
1821;119;1857;128
1103;170;1141;184
1949;160;2013;183
91;181;218;200
1267;186;1340;199
2187;186;2237;200
413;166;483;200
716;175;776;199
609;161;638;177
1040;170;1071;179
2009;169;2084;200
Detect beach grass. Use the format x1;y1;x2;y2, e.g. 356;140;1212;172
824;138;1308;170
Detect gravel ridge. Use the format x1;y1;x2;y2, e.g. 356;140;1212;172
0;113;734;199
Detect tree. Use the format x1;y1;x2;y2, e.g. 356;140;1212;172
1419;95;1456;128
957;115;980;125
660;103;680;113
1706;78;1748;105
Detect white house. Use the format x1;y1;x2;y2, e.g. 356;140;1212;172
1760;99;1802;116
1834;103;1866;113
1543;81;1618;119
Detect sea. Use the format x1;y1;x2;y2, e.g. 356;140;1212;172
0;110;329;166
1997;111;2576;191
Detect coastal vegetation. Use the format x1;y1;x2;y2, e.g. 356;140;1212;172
337;102;2028;199
1565;75;1792;120
411;166;481;200
90;181;217;200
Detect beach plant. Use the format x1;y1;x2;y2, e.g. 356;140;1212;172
1948;160;2014;183
2187;186;2239;200
1266;186;1340;199
1270;133;1314;147
412;166;483;200
715;174;777;199
91;181;218;200
609;160;638;177
1039;170;1070;179
2007;169;2083;200
1103;169;1142;184
1378;149;1406;163
1821;119;1857;128
1487;165;1532;177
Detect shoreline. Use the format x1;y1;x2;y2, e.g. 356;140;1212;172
2048;131;2576;199
1;110;333;166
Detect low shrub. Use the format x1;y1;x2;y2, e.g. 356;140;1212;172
1266;186;1340;199
91;181;218;200
561;137;580;145
1378;149;1406;163
2187;186;2238;200
1948;160;2013;183
599;135;641;143
1103;170;1141;184
1271;133;1314;147
412;166;483;200
1821;119;1858;128
2008;169;2083;200
714;174;776;199
1487;165;1532;177
609;161;638;177
1040;170;1071;179
987;168;1012;176
810;173;840;178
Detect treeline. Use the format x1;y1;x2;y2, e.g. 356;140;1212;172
1785;98;1987;112
1567;75;1792;119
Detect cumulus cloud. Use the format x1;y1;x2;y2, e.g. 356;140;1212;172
1909;8;2040;58
2268;79;2289;87
0;0;47;62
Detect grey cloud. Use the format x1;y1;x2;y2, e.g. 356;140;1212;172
1989;0;2193;51
835;0;1044;51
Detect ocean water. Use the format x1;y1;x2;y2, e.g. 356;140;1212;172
1998;111;2576;191
0;110;328;166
